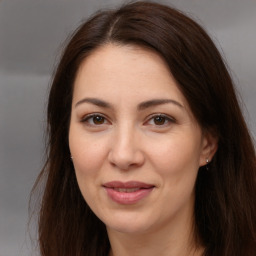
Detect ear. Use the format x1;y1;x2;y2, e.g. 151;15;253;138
199;130;218;167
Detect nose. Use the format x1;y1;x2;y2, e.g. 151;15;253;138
108;126;145;170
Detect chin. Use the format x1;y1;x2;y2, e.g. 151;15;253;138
107;223;150;235
104;214;154;235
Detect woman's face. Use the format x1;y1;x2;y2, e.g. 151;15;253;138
69;44;216;235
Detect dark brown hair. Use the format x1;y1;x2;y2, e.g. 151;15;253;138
32;1;256;255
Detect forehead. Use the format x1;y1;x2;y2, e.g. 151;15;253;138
72;43;188;109
76;43;172;81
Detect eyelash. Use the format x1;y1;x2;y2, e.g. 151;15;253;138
80;113;175;127
81;113;110;126
145;113;175;127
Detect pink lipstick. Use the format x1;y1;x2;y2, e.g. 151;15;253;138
103;181;154;205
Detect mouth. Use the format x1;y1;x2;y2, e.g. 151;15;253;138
112;187;141;192
103;181;155;205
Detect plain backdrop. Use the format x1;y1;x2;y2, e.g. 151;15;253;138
0;0;255;255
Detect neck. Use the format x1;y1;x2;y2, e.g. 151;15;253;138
107;211;204;256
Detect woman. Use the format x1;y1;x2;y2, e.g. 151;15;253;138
32;1;256;255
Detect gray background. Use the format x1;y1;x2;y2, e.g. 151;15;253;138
1;0;255;255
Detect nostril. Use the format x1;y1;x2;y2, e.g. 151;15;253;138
108;147;145;170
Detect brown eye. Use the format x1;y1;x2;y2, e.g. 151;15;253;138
153;116;167;125
146;114;175;127
82;114;108;126
92;115;105;125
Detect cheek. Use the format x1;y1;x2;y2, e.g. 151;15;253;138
72;147;106;187
70;125;106;164
150;134;202;211
69;134;108;207
69;128;110;188
147;133;202;176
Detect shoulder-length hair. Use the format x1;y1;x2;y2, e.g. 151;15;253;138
32;1;256;255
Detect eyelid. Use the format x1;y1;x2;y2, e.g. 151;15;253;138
80;113;111;125
144;113;176;126
79;112;175;127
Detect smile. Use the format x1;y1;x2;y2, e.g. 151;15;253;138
103;181;155;205
113;188;140;192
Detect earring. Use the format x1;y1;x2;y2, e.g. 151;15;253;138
70;155;73;161
206;159;210;170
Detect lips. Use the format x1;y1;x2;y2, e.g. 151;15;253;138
113;187;140;192
103;181;155;205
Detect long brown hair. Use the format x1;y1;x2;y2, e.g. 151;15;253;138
32;1;256;255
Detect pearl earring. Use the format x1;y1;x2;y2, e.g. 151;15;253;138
206;159;210;170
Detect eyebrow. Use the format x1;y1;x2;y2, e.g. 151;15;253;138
75;97;184;110
137;99;184;110
75;97;112;108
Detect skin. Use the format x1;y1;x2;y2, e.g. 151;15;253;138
69;44;217;256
